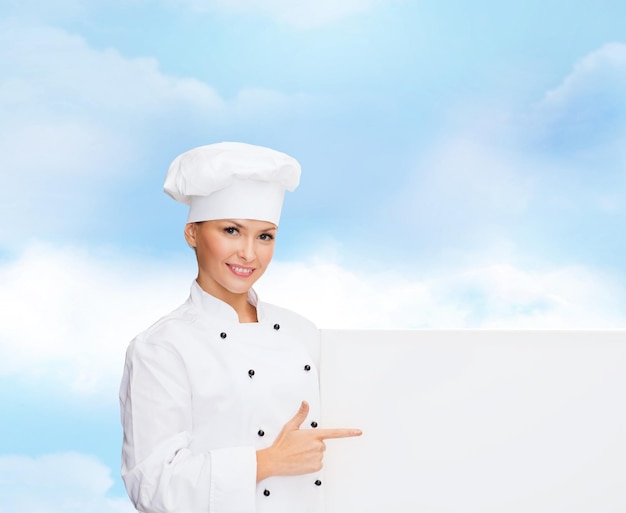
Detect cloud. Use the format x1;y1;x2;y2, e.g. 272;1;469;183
431;263;626;329
521;44;626;223
258;256;626;330
2;242;622;401
0;21;223;121
0;453;133;513
0;20;327;246
175;0;391;28
386;42;626;262
0;21;220;244
0;243;193;397
530;42;626;152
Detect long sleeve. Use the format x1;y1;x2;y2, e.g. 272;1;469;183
120;339;257;513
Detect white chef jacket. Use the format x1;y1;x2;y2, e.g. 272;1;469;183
120;281;324;513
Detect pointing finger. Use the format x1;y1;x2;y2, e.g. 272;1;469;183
314;428;363;440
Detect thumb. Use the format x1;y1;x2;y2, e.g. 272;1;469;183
284;400;310;431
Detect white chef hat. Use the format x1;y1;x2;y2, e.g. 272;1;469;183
164;142;301;225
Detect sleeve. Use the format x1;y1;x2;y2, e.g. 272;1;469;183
119;338;257;513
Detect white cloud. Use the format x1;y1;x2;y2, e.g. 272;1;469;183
531;42;626;151
0;20;326;246
0;20;326;126
0;453;133;513
0;20;223;146
259;257;626;330
431;263;626;329
389;42;626;252
2;242;623;399
175;0;391;28
0;21;220;244
542;42;626;111
0;243;193;397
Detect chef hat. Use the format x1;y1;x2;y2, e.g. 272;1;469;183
164;142;301;225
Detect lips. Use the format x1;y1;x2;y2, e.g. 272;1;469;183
227;264;255;277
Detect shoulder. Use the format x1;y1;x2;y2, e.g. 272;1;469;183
120;302;198;404
126;299;199;357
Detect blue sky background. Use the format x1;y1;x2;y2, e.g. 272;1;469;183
1;0;625;510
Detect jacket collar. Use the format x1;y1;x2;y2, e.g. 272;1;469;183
190;280;264;323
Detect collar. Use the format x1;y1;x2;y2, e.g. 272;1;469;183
189;280;265;323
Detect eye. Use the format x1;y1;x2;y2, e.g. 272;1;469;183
224;226;239;235
259;233;275;241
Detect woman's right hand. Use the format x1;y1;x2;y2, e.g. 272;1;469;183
256;401;362;482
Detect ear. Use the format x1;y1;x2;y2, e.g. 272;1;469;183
183;223;197;248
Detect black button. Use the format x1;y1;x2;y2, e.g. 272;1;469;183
304;364;311;371
315;480;322;486
248;369;255;378
273;323;280;330
220;332;227;339
258;429;265;437
311;421;318;428
263;489;270;497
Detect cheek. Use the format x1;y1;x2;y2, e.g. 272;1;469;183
198;238;231;264
259;244;275;265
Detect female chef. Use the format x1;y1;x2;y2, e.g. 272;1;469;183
119;142;361;513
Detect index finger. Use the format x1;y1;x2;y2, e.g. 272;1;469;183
313;428;363;440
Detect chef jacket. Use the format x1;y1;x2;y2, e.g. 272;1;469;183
120;281;323;513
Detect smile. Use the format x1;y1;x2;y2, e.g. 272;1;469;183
227;264;255;276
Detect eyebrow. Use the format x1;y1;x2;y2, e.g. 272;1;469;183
226;220;277;232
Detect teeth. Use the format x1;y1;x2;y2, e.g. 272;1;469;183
231;265;252;274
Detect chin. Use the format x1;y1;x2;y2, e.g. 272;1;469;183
224;279;258;295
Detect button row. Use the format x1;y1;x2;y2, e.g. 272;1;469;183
256;421;317;436
262;480;322;497
246;364;312;379
256;420;318;437
218;323;281;340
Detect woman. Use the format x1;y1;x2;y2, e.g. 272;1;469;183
119;142;361;513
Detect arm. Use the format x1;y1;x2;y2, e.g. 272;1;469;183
120;340;256;513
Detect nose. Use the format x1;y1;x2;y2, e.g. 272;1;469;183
237;236;256;262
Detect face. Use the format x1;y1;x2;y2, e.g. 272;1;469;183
184;219;277;301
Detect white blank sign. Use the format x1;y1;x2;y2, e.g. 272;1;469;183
320;330;626;513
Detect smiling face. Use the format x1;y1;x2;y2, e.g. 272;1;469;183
184;219;277;305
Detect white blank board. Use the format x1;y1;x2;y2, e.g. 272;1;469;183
320;330;626;513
